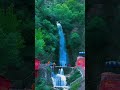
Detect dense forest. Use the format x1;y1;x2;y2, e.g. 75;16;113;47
1;0;120;89
86;2;120;90
0;0;34;88
35;0;85;66
35;0;85;89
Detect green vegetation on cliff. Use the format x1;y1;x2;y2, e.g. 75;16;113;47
35;0;85;66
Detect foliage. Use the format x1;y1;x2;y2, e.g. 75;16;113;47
69;32;81;50
65;0;85;25
46;66;52;72
0;5;20;33
35;0;59;63
35;0;85;65
35;78;52;90
35;27;58;62
49;4;73;21
67;69;81;84
35;29;45;57
70;81;80;90
0;6;24;69
87;16;107;31
0;0;35;86
85;3;120;90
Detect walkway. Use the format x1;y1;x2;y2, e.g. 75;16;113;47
70;66;85;90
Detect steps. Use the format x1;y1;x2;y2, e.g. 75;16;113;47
70;67;85;90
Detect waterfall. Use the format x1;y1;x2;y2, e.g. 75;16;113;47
60;68;64;75
57;22;68;67
51;68;67;87
51;22;68;88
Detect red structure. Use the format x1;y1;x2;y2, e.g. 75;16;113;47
35;58;40;78
76;56;85;70
0;76;11;90
99;72;120;90
35;58;40;70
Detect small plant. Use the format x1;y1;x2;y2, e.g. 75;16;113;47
70;81;80;90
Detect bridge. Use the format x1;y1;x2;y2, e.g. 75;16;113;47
55;66;74;68
40;64;74;69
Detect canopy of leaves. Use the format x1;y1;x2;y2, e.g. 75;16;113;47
35;0;85;65
0;6;24;70
35;29;45;57
0;6;19;33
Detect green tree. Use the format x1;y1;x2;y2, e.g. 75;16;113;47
0;7;24;69
35;0;59;63
35;29;45;58
69;32;81;50
35;0;85;65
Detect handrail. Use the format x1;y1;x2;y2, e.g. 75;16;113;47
70;76;84;86
70;67;85;87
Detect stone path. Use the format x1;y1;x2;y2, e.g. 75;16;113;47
78;80;85;90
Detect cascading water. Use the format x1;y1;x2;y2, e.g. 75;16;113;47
51;22;68;88
57;22;68;67
51;68;67;87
